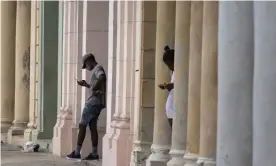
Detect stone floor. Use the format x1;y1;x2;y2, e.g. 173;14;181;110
1;144;102;166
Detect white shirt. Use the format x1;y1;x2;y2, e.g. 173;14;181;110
166;71;174;119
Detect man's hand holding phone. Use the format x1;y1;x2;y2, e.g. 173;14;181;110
77;80;89;88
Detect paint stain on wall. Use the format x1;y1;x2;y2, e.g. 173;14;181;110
22;46;30;89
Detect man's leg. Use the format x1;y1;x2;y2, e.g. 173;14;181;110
84;105;102;160
89;118;98;156
75;123;87;155
66;103;92;159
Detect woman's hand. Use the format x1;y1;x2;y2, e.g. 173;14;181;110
158;84;166;90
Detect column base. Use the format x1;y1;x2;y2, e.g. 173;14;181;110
23;128;35;141
1;122;12;143
7;130;25;146
113;120;132;166
9;120;28;135
102;119;131;166
197;157;216;166
102;122;116;166
130;141;152;166
146;144;170;166
7;121;28;144
167;149;186;166
23;121;36;141
1;133;8;143
183;153;198;166
52;107;73;157
1;122;12;133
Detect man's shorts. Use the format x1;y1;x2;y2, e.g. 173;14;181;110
79;103;104;126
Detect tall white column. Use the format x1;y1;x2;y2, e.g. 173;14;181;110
197;2;218;166
103;1;135;166
103;1;127;165
146;1;175;166
217;2;253;166
253;2;276;166
53;2;74;156
0;1;16;137
184;2;203;165
102;1;117;165
167;2;190;166
117;1;136;164
113;0;124;122
9;1;31;136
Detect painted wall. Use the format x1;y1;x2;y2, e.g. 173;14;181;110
36;1;59;139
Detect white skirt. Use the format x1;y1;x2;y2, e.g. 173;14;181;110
166;89;174;119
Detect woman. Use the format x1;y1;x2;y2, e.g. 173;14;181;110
158;46;174;128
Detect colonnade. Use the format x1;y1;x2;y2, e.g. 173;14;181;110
1;1;31;143
144;1;276;166
142;1;217;166
2;2;276;166
1;1;59;144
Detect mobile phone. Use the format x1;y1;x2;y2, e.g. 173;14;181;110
75;77;81;83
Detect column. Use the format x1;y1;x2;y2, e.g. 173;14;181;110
53;2;73;156
184;1;203;165
167;2;190;166
71;0;84;156
108;1;136;166
121;2;137;164
131;1;156;166
8;1;31;137
102;1;117;165
103;1;125;165
253;2;276;166
24;1;38;141
0;1;16;140
53;1;86;156
197;2;218;166
217;2;253;166
146;1;175;166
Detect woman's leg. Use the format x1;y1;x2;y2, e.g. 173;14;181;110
168;118;173;128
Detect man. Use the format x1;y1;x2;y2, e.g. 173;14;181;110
66;53;106;160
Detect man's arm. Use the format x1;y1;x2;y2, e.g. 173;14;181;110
85;83;91;89
92;72;106;91
77;80;91;88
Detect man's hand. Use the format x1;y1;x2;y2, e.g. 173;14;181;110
77;80;89;87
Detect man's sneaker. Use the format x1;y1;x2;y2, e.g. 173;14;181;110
66;151;81;159
83;153;99;160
